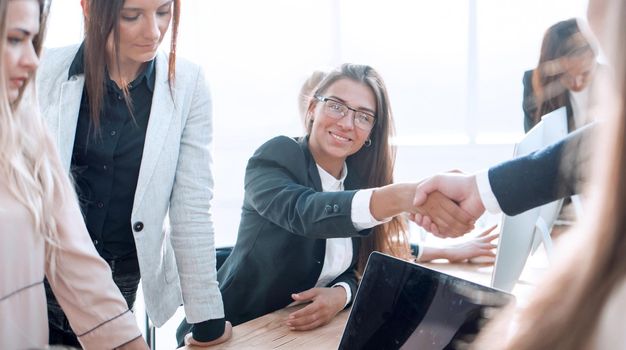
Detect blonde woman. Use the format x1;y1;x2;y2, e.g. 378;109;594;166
0;0;147;348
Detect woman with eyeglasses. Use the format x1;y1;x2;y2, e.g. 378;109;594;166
177;64;487;341
36;0;230;347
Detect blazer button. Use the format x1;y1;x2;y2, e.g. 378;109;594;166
333;204;340;213
324;205;332;213
133;222;144;232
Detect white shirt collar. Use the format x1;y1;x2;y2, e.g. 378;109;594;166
316;163;348;192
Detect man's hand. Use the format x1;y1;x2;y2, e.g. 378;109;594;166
413;191;476;237
412;173;486;237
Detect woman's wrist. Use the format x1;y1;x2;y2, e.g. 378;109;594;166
191;318;226;342
370;183;417;219
416;246;447;263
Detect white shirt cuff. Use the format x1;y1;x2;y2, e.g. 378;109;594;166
333;282;352;307
475;170;502;214
351;189;391;231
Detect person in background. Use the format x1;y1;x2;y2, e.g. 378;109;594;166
523;18;603;133
298;70;327;129
37;0;230;347
414;0;626;347
472;0;626;347
0;0;147;348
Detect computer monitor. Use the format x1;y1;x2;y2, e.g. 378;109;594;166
491;107;568;292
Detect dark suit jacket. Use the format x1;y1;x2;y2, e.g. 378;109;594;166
217;135;373;326
522;69;574;133
488;124;592;216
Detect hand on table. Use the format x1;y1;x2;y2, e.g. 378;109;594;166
286;287;346;331
444;225;498;263
184;322;233;347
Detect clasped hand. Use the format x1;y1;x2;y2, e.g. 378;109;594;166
411;190;476;237
411;172;486;238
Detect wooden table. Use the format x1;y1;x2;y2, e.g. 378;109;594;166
179;262;542;349
180;304;350;349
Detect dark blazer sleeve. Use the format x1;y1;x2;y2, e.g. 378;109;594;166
329;267;358;306
488;124;592;216
244;136;369;239
522;69;537;133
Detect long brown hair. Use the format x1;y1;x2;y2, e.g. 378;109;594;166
305;64;412;273
82;0;180;132
474;1;626;348
531;18;596;126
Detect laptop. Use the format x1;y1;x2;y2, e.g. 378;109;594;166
339;252;514;350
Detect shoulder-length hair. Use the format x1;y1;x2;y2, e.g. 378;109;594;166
82;0;180;132
531;18;597;125
305;63;412;273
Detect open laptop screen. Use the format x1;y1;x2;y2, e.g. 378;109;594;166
339;252;514;350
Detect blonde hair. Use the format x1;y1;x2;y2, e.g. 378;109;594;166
298;70;326;127
474;0;626;348
0;0;69;266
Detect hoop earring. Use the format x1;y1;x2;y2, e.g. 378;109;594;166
364;139;372;147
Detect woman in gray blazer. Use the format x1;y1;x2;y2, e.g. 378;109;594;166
176;64;496;343
36;0;230;347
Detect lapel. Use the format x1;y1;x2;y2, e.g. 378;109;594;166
351;238;360;265
299;136;362;265
298;137;323;192
344;159;363;265
57;76;84;170
132;52;175;213
565;93;575;132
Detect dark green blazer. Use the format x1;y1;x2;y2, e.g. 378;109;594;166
217;135;372;326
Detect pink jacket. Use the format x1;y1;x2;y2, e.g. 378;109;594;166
0;179;142;349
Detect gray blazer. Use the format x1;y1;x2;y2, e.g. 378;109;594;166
36;45;223;326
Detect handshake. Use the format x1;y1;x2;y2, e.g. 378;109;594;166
410;172;486;238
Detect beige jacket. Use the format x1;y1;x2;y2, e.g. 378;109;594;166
0;179;141;349
591;278;626;349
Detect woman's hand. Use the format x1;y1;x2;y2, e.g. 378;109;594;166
184;321;233;347
413;191;476;237
371;183;475;236
444;225;498;263
286;287;347;331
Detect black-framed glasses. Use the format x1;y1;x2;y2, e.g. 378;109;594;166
315;95;376;131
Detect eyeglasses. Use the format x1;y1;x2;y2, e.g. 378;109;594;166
315;95;376;131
